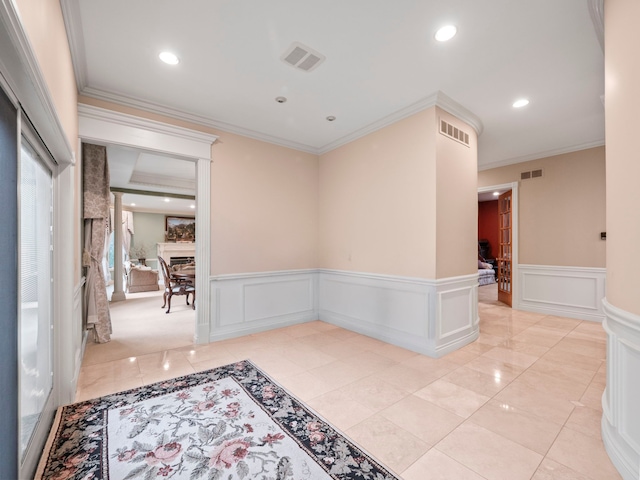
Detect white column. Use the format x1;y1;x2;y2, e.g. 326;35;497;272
111;191;126;302
195;157;211;343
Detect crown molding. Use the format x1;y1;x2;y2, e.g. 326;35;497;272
80;87;319;154
59;0;87;91
318;91;483;155
478;139;605;171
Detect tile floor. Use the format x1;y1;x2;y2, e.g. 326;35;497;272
76;285;620;479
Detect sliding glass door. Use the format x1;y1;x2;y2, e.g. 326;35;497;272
19;128;55;470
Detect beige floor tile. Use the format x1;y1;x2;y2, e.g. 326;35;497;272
308;359;372;389
511;325;567;348
375;343;419;362
464;355;525;382
494;381;576;425
514;370;589;401
441;348;479;365
336;376;410;412
275;371;337;401
482;346;540;368
305;389;376;431
564;405;602;439
189;355;238;372
579;382;605;412
553;337;606;359
379;394;464;445
346;415;429;473
459;341;495;356
442;366;510;397
468;399;563;455
435;422;543;480
372;364;440;393
77;356;141;387
535;316;582;332
414;379;490;418
75;375;144;402
281;344;337;370
541;348;604;372
315;339;368;359
532;458;593;479
341;350;398;376
527;358;596;386
477;332;508;346
401;449;487;480
547;427;622;480
400;355;458;378
499;339;551;357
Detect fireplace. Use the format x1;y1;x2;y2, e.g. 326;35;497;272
170;256;195;266
157;243;196;266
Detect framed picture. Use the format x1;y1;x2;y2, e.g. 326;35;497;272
165;216;195;242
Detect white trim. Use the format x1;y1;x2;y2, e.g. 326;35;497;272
80;88;318;154
518;264;606;322
209;270;318;341
0;0;74;164
59;0;87;91
77;106;217;344
318;269;478;357
602;298;640;480
478;140;605;172
478;182;519;308
77;86;483;157
318;91;483;154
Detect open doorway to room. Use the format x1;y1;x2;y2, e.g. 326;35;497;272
477;183;518;309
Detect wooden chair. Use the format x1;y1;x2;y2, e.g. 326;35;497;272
158;256;195;313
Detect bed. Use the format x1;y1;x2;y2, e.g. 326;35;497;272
478;267;496;285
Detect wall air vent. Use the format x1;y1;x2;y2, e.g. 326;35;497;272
439;119;470;147
521;168;543;180
281;42;326;72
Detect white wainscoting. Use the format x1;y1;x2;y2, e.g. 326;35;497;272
518;265;606;322
602;299;640;480
209;270;318;342
318;270;478;357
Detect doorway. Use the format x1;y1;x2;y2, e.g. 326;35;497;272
478;182;518;308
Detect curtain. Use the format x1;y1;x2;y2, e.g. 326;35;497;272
82;143;112;343
122;210;134;259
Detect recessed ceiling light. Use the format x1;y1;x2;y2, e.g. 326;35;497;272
190;204;195;209
164;198;170;203
159;51;179;65
326;116;336;122
130;203;136;206
513;98;529;108
435;25;457;42
493;192;499;196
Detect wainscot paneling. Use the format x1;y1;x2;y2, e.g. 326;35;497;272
518;265;606;322
209;270;318;341
602;299;640;480
318;270;478;357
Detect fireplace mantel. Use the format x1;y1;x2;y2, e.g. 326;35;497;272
157;242;195;264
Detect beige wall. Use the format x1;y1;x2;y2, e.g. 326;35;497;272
319;108;437;278
605;0;640;314
435;108;478;278
319;106;478;279
478;146;606;268
78;96;319;275
13;0;78;154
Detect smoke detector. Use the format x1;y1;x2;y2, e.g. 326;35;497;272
281;42;326;72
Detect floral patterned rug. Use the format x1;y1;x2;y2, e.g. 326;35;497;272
38;360;400;479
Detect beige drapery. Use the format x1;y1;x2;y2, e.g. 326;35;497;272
82;143;112;343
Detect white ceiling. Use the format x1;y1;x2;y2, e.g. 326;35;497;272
63;0;604;180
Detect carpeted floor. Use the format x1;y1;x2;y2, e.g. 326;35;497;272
38;360;400;480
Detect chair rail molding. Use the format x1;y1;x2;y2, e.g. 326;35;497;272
517;264;606;322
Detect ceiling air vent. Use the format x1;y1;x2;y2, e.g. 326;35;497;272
439;119;470;147
281;42;325;72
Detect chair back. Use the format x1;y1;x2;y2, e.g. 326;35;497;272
157;256;172;288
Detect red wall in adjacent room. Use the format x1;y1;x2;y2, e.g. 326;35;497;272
478;200;499;259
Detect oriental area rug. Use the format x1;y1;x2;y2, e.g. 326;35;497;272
37;360;400;480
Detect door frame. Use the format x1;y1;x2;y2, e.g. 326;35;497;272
478;182;519;309
78;104;218;344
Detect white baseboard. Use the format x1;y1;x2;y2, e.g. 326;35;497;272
209;270;318;341
318;269;478;357
517;264;606;322
602;299;640;480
